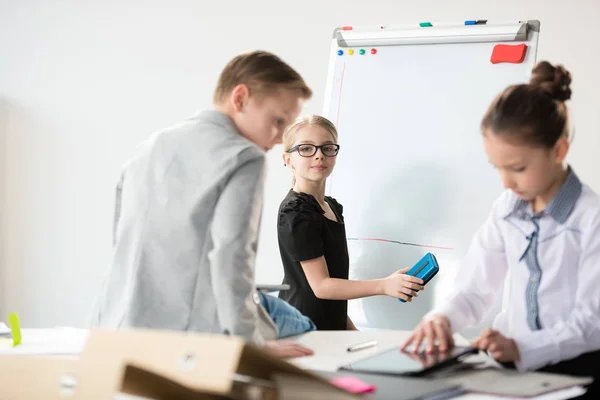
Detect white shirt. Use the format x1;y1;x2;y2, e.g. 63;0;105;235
432;169;600;371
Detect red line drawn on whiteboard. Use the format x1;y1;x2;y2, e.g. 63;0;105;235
336;62;346;128
347;237;454;251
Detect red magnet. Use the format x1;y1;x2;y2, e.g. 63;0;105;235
490;44;527;64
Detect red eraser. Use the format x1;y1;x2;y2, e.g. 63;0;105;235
490;44;528;64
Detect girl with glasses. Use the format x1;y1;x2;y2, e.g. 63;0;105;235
277;115;424;331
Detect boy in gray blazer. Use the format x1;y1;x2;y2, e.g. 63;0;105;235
92;51;314;358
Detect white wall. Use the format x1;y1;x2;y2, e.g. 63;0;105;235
1;0;599;327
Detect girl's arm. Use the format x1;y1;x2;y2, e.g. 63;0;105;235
425;196;509;333
301;256;423;301
403;196;511;354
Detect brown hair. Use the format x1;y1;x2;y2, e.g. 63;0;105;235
481;61;572;148
213;50;312;104
283;114;339;186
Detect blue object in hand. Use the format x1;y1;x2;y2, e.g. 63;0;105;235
399;252;439;303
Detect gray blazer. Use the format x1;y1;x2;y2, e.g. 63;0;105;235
91;110;277;343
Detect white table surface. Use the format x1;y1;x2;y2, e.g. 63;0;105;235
0;328;585;399
290;330;585;400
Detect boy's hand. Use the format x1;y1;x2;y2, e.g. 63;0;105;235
472;329;520;363
263;340;314;358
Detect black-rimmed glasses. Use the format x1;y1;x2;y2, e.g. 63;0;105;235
287;144;340;157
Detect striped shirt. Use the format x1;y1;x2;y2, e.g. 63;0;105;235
432;168;600;370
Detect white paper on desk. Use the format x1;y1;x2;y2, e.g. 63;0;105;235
457;385;586;400
0;328;88;355
0;322;10;335
291;355;347;372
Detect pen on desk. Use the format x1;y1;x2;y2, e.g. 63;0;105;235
347;340;378;352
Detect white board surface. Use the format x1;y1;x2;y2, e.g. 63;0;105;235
323;21;540;334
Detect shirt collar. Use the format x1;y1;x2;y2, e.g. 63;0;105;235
504;167;582;224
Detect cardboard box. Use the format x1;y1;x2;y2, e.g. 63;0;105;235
0;329;357;400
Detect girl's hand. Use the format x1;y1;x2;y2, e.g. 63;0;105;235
401;314;454;353
381;267;424;301
473;329;520;363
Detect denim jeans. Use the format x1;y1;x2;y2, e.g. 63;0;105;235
257;291;316;338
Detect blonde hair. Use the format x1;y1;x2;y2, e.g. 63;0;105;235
283;114;339;186
213;51;312;104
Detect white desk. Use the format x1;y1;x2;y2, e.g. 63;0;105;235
0;328;88;355
290;330;586;400
0;328;586;399
289;329;472;372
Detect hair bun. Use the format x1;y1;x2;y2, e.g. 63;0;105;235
530;61;572;102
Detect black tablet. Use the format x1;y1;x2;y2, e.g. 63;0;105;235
341;346;478;377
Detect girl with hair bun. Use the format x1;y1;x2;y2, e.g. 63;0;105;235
404;61;600;398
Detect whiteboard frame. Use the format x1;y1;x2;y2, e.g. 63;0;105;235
336;21;534;47
323;20;540;120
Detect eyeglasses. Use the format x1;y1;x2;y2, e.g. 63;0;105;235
287;144;340;157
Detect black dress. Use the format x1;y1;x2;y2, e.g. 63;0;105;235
277;190;349;330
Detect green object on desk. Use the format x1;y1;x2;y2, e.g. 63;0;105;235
8;312;22;346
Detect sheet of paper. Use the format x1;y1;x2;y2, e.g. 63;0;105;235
456;386;586;400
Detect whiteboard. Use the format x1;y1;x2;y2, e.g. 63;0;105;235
323;21;540;334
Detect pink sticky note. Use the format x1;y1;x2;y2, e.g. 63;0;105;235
330;376;377;394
